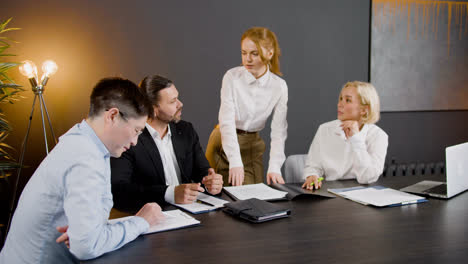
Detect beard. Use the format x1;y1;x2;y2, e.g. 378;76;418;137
172;109;181;123
158;108;182;124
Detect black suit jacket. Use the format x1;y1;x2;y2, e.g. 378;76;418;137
111;120;210;210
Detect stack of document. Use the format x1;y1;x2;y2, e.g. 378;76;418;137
328;186;427;207
108;209;200;234
170;193;229;214
223;183;288;201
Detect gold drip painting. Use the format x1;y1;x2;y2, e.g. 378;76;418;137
371;0;468;111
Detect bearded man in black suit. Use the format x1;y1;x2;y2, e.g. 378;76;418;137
111;75;223;210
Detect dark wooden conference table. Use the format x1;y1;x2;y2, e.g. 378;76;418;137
86;174;468;264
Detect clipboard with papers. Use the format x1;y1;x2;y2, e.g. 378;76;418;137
169;193;229;214
223;183;289;201
328;186;428;207
223;183;336;201
108;209;200;234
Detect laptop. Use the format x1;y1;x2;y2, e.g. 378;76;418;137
400;142;468;199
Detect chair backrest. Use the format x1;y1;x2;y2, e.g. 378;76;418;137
283;154;308;183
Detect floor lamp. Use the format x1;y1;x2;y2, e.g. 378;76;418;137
6;60;58;234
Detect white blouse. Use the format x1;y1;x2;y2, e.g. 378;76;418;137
218;66;288;174
303;120;388;184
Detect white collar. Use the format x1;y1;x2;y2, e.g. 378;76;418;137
241;65;270;86
146;122;172;140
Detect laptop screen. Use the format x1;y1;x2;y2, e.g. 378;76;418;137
446;142;468;198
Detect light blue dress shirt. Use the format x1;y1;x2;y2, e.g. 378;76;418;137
0;120;149;263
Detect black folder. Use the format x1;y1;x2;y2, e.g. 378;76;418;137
223;198;291;223
270;183;336;199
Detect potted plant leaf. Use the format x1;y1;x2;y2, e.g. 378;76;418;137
0;17;23;246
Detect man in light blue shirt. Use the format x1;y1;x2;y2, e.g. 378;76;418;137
0;77;164;263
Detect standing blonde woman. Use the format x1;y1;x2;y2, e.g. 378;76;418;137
302;81;389;190
206;27;288;186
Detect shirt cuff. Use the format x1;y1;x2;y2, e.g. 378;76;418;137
228;157;244;169
164;185;177;204
267;165;282;175
348;130;366;150
303;169;322;180
132;215;151;234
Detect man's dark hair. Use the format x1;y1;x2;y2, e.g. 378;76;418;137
89;77;153;119
138;75;173;105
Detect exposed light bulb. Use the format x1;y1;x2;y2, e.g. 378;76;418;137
19;60;38;79
42;60;58;77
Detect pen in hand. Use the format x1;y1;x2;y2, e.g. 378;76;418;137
197;199;216;207
309;177;324;186
307;177;324;190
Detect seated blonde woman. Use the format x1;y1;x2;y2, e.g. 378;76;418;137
302;81;388;190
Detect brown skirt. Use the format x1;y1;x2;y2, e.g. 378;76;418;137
205;126;265;186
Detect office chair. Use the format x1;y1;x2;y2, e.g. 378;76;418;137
283;154;307;183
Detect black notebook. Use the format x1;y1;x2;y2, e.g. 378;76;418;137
223;198;291;223
270;183;336;199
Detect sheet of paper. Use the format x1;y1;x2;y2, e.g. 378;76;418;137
174;202;215;213
342;188;425;207
169;193;228;214
108;209;199;234
224;183;288;200
197;193;228;207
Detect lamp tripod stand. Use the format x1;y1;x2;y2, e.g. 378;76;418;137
6;60;58;236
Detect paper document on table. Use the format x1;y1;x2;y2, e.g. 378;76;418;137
328;186;427;207
170;193;228;214
197;193;228;207
108;209;200;234
223;183;288;201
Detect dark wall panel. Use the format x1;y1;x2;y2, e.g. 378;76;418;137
0;0;466;196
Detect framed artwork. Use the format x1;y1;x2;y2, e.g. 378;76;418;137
371;0;468;111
